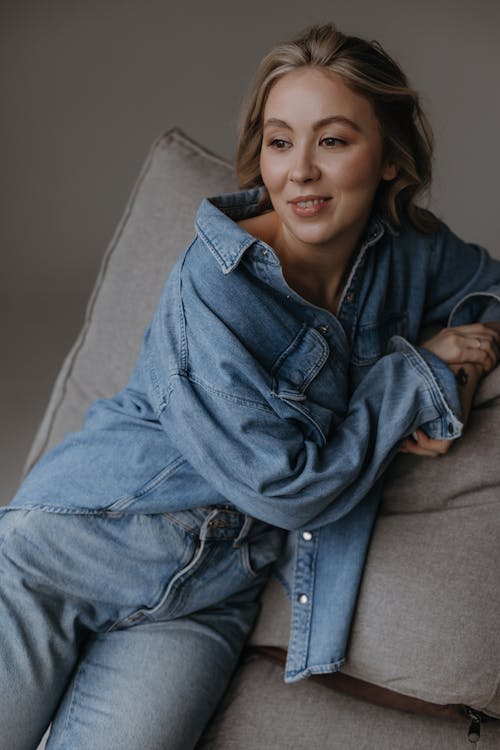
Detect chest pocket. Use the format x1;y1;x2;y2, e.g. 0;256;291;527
270;324;348;444
351;313;408;366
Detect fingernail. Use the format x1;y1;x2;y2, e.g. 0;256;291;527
412;431;419;442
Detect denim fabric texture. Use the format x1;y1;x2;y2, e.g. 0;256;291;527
5;187;500;689
0;506;284;748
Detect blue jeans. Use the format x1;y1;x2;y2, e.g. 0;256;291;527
0;506;284;749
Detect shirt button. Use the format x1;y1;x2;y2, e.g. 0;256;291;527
298;594;309;604
302;531;313;541
261;248;269;256
318;324;329;335
346;292;355;303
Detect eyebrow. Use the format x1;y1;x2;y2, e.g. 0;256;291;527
263;116;362;133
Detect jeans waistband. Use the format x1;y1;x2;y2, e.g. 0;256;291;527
165;506;259;544
200;508;255;545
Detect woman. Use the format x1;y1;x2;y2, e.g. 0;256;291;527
1;23;500;749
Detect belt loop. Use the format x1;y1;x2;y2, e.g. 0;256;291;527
233;515;254;549
199;508;221;541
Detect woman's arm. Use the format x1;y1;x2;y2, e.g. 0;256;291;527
400;322;500;456
153;331;461;531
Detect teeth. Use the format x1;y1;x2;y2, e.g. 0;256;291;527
296;199;326;208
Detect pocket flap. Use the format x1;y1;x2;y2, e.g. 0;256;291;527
271;324;329;398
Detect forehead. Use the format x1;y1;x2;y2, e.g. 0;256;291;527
264;67;379;128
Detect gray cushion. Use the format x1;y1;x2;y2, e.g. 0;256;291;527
197;653;500;749
26;128;500;719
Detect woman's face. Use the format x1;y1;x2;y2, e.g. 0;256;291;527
259;67;396;257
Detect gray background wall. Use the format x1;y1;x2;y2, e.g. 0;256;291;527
1;0;499;500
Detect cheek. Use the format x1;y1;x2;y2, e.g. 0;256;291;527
259;153;284;193
344;150;385;189
330;146;385;192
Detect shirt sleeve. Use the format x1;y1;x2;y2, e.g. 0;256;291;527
422;221;500;327
158;349;460;532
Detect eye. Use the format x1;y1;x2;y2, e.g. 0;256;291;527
320;137;346;147
268;138;291;150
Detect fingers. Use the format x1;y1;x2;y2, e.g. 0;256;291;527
450;324;500;364
422;324;500;372
399;430;453;457
457;336;499;372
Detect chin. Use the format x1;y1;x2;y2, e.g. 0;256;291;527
289;225;339;247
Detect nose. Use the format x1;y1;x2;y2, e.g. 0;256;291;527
289;143;320;183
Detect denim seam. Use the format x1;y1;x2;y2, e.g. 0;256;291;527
238;541;259;579
448;291;500;326
285;657;346;682
401;349;454;423
49;656;88;750
176;249;191;374
106;457;188;511
180;373;275;413
161;509;216;535
391;337;460;424
269;395;327;444
107;528;199;631
271;324;330;393
351;313;408;367
195;223;253;273
148;538;219;621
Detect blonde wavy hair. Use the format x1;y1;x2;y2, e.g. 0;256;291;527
236;23;437;232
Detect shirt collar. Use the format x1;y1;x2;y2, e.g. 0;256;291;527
195;187;267;274
195;185;396;274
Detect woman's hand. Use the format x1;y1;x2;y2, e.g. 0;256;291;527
399;361;483;457
420;323;500;373
400;322;500;458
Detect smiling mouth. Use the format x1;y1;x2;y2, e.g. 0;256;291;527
293;198;330;208
289;196;332;217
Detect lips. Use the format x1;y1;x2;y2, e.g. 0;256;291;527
288;195;332;217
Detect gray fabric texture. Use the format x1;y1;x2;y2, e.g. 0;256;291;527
24;130;499;732
197;653;500;749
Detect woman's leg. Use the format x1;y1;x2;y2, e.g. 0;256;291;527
46;588;262;750
0;506;284;750
0;508;200;749
0;509;82;750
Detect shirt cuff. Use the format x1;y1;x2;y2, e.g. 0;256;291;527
448;287;500;326
388;336;462;440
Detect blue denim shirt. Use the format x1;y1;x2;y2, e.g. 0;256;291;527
11;187;500;681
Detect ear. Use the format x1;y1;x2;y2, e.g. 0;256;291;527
381;162;397;181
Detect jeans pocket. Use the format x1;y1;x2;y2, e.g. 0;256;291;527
239;524;285;580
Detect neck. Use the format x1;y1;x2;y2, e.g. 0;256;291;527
272;220;365;314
